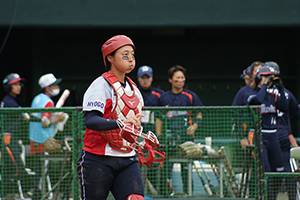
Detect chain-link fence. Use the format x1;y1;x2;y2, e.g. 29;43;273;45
0;107;83;200
0;106;268;200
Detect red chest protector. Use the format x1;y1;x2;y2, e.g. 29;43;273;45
99;72;144;152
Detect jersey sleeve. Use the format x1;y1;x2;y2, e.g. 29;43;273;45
287;90;300;120
191;92;203;106
41;101;54;119
82;76;114;114
232;89;242;106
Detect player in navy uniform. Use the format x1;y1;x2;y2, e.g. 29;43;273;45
247;65;288;200
156;65;203;196
232;61;263;106
137;65;164;107
265;61;300;200
232;61;263;153
240;66;251;85
1;73;29;196
137;65;164;194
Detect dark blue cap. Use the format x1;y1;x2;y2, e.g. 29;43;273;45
137;65;153;77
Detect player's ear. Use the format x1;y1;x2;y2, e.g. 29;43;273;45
168;78;172;83
107;55;114;64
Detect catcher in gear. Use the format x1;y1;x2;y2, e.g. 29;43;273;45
77;35;164;200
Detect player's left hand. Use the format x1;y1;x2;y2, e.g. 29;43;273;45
187;123;198;136
273;76;284;90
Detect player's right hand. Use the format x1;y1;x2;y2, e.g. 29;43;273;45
263;75;274;85
122;113;144;129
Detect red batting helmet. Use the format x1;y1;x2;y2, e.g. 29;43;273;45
3;73;25;93
101;35;135;68
254;65;276;84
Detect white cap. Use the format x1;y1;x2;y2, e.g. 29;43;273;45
38;73;62;88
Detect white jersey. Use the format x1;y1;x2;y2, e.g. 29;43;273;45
82;76;136;157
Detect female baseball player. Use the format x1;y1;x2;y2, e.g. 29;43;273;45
247;64;288;200
156;65;203;195
1;73;27;196
265;61;300;200
77;35;145;200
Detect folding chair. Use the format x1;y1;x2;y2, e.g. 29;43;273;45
290;147;300;200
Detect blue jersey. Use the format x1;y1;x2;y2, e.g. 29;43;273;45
158;89;203;132
1;94;22;135
138;86;164;106
232;85;256;137
267;87;300;153
267;87;300;130
29;93;55;143
232;85;255;106
247;85;288;132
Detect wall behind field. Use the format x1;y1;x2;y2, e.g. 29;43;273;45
0;0;300;135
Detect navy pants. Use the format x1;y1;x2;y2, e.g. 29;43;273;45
278;129;297;200
77;150;144;200
261;133;284;200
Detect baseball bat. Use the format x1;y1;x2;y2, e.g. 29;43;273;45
56;89;70;108
210;160;233;197
219;147;236;181
167;178;175;195
199;161;219;196
210;160;234;197
193;162;213;196
222;167;236;197
238;150;247;197
146;178;158;195
218;147;239;196
209;161;219;179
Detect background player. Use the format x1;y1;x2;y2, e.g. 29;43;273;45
232;61;263;106
247;65;288;200
137;65;164;108
240;66;251;85
156;65;203;196
137;65;164;194
29;73;65;199
1;73;29;197
77;35;145;200
265;61;300;200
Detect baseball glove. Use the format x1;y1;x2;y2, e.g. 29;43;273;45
43;137;62;153
178;141;203;156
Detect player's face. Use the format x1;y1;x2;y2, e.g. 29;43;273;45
169;71;185;89
10;81;22;97
138;74;153;90
109;45;135;75
251;65;262;80
259;75;273;88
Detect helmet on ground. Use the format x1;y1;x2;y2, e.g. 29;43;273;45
2;73;25;93
254;65;276;84
264;61;280;76
101;35;135;68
